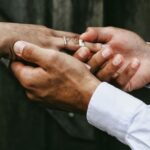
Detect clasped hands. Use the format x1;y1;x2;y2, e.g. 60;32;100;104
8;25;150;112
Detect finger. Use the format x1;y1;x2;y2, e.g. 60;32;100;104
88;45;113;73
26;91;36;101
48;31;82;51
13;41;57;68
26;90;42;101
51;36;102;53
116;58;140;90
80;27;114;43
48;36;81;51
96;54;124;82
11;61;47;89
53;31;102;52
84;42;102;53
11;61;36;89
73;47;92;62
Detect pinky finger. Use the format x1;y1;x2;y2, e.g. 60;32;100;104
116;58;140;91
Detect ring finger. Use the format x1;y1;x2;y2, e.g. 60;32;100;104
96;54;124;82
88;45;113;73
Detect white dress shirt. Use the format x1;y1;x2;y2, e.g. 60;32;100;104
87;82;150;150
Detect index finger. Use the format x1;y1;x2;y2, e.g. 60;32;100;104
13;41;57;69
11;61;47;89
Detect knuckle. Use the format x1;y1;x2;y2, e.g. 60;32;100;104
50;49;58;56
45;50;59;68
38;36;52;48
91;43;102;51
48;50;58;61
39;26;54;37
38;25;51;33
21;75;35;89
95;43;102;51
78;47;90;59
36;26;54;48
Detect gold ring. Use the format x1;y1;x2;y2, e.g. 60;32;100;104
63;36;67;46
79;39;85;47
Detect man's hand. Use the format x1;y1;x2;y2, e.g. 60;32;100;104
11;41;100;112
0;22;81;59
0;22;102;59
79;27;150;91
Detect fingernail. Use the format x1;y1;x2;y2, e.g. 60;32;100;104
78;48;89;58
131;58;140;68
14;41;26;55
113;54;122;66
85;64;91;70
101;47;112;58
80;33;87;38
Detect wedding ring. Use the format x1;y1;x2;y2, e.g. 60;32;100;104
63;37;85;47
79;39;85;47
63;36;67;46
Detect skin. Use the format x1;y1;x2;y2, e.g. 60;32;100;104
5;24;148;112
10;27;150;112
0;22;82;59
0;23;127;111
0;23;128;87
0;22;112;112
11;41;100;112
79;27;150;91
0;23;107;64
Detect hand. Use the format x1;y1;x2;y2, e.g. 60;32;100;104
79;27;150;91
0;22;80;58
0;22;102;59
11;41;100;112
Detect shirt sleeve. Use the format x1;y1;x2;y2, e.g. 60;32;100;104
87;82;150;150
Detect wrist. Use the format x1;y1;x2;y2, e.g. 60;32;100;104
81;75;101;112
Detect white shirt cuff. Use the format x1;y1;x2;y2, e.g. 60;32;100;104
87;82;146;144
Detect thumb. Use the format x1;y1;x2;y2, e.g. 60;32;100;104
13;41;54;68
80;27;112;43
80;28;98;42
